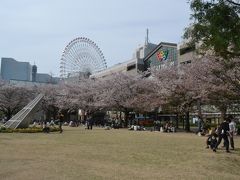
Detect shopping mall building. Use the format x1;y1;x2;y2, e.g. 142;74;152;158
91;41;178;78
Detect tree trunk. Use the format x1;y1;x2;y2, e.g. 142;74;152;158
197;100;202;120
185;111;190;132
6;109;12;120
220;106;227;123
6;111;12;120
182;114;185;129
124;109;129;128
119;111;122;126
176;113;179;129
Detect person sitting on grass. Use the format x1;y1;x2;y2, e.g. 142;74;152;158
206;127;218;149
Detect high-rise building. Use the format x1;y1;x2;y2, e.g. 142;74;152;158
0;57;59;84
1;57;32;81
32;65;37;82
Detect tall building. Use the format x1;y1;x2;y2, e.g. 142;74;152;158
134;42;158;71
0;57;59;84
32;65;37;82
1;58;32;81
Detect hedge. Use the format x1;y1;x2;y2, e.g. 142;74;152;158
0;126;60;133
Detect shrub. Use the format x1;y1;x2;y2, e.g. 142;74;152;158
0;128;13;133
13;128;43;133
0;126;6;131
0;127;60;133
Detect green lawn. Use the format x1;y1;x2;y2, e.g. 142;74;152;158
0;127;240;180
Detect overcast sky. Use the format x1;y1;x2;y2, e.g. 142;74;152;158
0;0;191;76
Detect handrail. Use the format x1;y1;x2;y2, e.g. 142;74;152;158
4;94;44;129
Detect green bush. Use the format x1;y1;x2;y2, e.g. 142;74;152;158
0;126;6;131
0;128;13;133
0;127;60;133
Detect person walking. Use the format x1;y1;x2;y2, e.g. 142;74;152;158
88;117;93;130
59;113;64;133
213;119;230;153
86;118;90;130
229;116;236;150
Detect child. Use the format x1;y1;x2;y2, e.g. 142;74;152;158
206;127;218;149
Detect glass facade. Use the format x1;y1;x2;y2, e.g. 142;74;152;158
144;43;177;69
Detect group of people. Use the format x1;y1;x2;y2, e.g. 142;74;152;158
163;121;176;133
42;113;64;133
206;116;236;153
153;121;176;132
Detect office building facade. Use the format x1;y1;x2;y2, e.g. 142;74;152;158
1;57;59;84
1;58;32;81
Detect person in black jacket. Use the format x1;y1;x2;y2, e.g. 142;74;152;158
213;119;230;153
59;113;64;133
206;127;218;149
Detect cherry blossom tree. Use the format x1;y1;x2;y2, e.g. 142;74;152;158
0;84;35;120
128;76;162;113
150;60;211;131
96;73;155;126
39;84;61;120
95;73;134;125
61;78;102;122
33;55;240;129
198;56;240;121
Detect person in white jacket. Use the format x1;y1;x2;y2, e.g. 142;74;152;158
229;117;236;150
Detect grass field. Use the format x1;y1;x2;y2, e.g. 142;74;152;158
0;127;240;180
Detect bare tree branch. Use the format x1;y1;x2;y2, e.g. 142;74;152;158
225;0;240;6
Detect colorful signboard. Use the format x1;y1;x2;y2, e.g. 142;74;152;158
156;50;169;61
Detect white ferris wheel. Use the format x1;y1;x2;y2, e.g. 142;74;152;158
60;37;107;78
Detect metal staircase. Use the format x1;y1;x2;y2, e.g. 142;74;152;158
4;94;44;129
